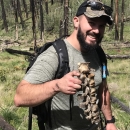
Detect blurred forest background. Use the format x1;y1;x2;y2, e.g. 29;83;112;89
0;0;130;130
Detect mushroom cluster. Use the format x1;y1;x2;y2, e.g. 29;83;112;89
77;62;100;124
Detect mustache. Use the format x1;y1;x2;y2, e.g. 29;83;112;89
86;32;100;39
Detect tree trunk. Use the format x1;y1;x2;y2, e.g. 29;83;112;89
45;0;48;14
120;0;124;41
109;0;114;30
39;0;44;40
31;0;37;50
14;0;19;40
17;0;24;29
22;0;28;18
61;0;63;5
64;0;69;36
0;0;8;32
115;0;119;41
0;116;15;130
51;0;53;5
29;0;32;12
59;20;63;37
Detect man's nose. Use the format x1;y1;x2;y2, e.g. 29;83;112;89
93;27;100;34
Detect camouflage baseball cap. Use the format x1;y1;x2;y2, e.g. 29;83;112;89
76;0;113;25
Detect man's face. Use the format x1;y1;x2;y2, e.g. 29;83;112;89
76;15;106;51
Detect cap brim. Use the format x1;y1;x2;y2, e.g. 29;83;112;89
84;7;113;25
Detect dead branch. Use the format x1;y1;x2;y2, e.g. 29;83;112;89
107;55;130;59
111;96;130;114
0;115;15;130
110;72;130;75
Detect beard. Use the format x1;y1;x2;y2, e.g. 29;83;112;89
77;26;103;52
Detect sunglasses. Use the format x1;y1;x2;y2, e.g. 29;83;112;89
87;1;113;16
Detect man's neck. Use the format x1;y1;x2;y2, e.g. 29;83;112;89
66;32;81;52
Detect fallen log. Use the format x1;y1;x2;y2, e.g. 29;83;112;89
111;96;130;114
110;72;130;75
0;115;16;130
5;48;34;56
107;55;130;59
106;45;130;50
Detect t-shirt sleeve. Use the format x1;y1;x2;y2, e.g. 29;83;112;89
23;46;58;84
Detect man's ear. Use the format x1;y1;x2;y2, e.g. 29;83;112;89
73;16;79;29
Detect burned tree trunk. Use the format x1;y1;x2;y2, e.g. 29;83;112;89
51;0;53;5
115;0;119;41
45;0;48;14
61;0;63;5
64;0;69;36
31;0;37;50
0;0;8;32
0;115;15;130
39;0;44;40
59;20;63;37
29;0;32;12
109;0;114;30
14;0;19;40
22;0;28;18
17;0;24;29
120;0;124;41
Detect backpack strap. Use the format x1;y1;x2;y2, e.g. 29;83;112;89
47;39;72;127
96;45;108;79
53;39;70;78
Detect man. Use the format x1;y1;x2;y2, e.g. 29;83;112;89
14;0;117;130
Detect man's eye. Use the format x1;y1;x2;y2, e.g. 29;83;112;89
88;22;95;25
100;25;106;28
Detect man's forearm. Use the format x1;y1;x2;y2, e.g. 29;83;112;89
14;79;59;107
101;89;113;120
98;80;113;120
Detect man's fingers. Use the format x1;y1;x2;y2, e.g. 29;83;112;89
70;71;80;77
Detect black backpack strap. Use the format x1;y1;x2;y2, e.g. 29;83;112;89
96;45;108;79
28;39;71;130
53;39;73;121
53;39;70;78
26;42;53;73
96;45;108;130
28;107;33;130
48;39;72;125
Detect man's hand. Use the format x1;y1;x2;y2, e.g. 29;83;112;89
56;71;82;94
106;123;117;130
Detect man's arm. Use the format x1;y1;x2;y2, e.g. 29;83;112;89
14;71;81;107
98;79;112;120
98;79;117;130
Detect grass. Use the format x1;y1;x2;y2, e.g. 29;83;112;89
0;2;130;128
0;42;130;130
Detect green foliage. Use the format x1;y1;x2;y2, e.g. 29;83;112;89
0;69;7;82
0;0;130;129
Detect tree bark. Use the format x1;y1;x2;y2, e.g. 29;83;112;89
108;55;130;59
31;0;37;50
45;0;48;14
120;0;124;41
59;20;63;37
115;0;119;41
22;0;28;18
14;0;19;40
109;0;114;30
17;0;24;29
0;115;15;130
0;0;8;32
64;0;69;36
39;0;44;40
51;0;53;5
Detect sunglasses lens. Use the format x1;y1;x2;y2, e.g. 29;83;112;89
89;2;112;15
91;2;102;10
